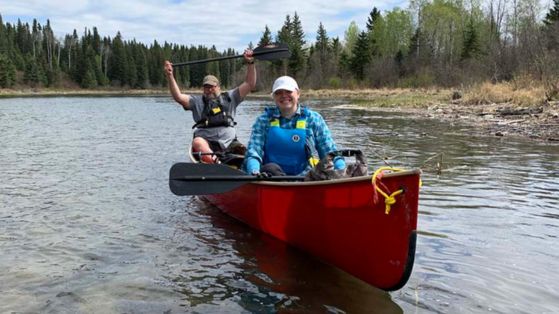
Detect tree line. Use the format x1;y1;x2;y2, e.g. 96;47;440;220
1;0;558;94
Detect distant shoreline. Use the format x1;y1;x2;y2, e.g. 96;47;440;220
0;88;169;98
2;86;557;141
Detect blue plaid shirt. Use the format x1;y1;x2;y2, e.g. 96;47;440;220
244;105;339;175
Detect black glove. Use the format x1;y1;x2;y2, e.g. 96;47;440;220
256;172;272;179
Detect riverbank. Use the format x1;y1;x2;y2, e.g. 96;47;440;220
302;84;559;142
2;84;558;142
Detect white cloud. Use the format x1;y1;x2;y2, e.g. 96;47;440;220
0;0;412;51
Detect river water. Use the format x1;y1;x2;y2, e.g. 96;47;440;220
1;96;557;313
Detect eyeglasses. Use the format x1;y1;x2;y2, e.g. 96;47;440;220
203;84;217;89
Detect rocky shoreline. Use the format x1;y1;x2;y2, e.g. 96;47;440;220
423;101;559;142
339;101;559;142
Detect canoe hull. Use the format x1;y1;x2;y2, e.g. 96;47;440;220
202;171;420;291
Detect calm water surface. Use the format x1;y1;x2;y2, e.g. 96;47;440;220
1;97;558;313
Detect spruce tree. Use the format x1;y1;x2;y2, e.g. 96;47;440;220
289;12;306;75
188;46;206;86
0;14;7;54
0;53;16;87
205;45;220;84
81;67;97;88
350;31;371;80
108;32;127;86
259;26;273;46
134;44;149;88
149;40;165;87
543;0;559;50
316;22;329;52
85;44;99;87
461;18;480;60
543;0;559;26
277;14;292;46
15;20;30;56
366;7;381;58
127;56;137;88
23;55;47;87
316;22;330;75
74;38;88;85
219;48;234;88
276;15;293;75
366;7;381;32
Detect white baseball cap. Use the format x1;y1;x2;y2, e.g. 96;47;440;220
272;76;299;94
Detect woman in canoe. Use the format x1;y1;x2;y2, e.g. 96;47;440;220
244;76;345;176
164;49;256;164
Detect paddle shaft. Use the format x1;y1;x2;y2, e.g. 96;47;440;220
173;175;305;182
172;46;289;67
191;152;242;157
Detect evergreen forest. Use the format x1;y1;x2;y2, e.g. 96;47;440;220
1;0;558;94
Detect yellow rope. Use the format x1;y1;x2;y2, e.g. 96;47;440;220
372;167;405;215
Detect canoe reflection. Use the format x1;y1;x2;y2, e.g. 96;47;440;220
198;198;403;314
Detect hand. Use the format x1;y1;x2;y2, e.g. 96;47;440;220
244;49;254;64
164;60;174;77
256;172;271;179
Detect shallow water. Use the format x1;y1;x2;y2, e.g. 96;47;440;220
1;97;558;313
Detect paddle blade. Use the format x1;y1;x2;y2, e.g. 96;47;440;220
169;163;247;196
253;43;291;61
169;162;305;196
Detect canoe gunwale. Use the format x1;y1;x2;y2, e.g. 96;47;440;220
246;168;422;187
187;145;421;188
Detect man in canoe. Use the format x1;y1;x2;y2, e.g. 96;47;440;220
244;75;345;176
164;49;256;163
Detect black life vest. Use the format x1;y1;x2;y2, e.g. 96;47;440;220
192;93;236;129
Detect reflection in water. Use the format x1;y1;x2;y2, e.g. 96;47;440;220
185;198;403;313
1;97;558;313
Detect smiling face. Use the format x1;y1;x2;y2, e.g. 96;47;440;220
273;89;300;117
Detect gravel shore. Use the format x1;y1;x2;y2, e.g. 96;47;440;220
339;101;559;142
421;101;559;142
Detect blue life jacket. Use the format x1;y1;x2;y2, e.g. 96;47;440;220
264;107;319;175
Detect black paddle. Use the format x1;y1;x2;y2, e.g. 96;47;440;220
172;44;291;67
169;162;304;196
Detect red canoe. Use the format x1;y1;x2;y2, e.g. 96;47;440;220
170;159;421;291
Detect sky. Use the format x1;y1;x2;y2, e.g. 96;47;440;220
0;0;409;52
